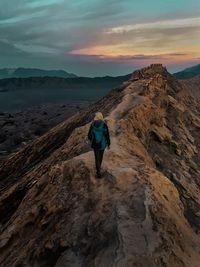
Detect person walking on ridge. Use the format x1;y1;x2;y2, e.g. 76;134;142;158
88;112;110;178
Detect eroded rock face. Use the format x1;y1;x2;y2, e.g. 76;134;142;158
0;64;200;267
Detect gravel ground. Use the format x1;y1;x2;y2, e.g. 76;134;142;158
0;101;91;159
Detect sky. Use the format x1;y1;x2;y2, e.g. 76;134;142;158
0;0;200;76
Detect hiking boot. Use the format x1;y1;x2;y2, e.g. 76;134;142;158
96;172;102;178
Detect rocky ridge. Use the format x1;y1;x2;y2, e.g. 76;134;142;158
0;64;200;267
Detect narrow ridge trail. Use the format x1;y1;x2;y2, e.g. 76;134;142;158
1;65;200;267
55;77;177;266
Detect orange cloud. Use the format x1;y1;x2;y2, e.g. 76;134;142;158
69;16;200;66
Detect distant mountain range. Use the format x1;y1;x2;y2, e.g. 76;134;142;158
0;63;200;80
173;64;200;79
0;75;131;92
0;74;131;112
0;67;77;79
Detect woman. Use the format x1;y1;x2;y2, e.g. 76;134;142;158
88;112;110;178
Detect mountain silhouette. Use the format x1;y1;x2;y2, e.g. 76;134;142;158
0;75;131;92
173;63;200;79
0;64;200;267
0;67;77;79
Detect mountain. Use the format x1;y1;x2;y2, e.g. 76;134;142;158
0;75;131;92
0;64;200;266
173;63;200;79
180;75;200;99
0;67;77;79
0;74;131;112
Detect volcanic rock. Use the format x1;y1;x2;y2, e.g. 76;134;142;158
0;64;200;267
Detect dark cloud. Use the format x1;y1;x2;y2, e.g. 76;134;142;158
118;53;188;61
74;53;189;62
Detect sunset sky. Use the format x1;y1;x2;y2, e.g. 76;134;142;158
0;0;200;76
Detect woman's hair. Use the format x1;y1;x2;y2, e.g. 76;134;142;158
94;112;104;121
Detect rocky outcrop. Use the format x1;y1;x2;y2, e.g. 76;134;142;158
0;64;200;267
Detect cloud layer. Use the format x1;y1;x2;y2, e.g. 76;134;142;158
0;0;200;76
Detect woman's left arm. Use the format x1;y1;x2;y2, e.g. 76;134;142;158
104;123;110;146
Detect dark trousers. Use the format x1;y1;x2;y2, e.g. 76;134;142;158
94;149;104;174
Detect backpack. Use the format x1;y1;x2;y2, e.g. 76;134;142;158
91;121;107;150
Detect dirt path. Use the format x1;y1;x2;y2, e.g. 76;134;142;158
71;81;157;266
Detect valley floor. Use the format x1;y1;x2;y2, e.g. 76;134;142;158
0;101;91;159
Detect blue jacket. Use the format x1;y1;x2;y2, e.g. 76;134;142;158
88;120;110;150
